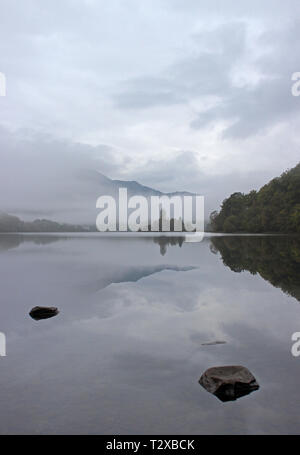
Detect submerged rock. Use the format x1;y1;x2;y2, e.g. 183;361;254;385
201;341;227;346
29;306;59;320
199;365;259;402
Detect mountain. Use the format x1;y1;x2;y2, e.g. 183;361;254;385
0;171;197;232
70;170;196;225
9;169;196;225
210;163;300;233
81;169;194;198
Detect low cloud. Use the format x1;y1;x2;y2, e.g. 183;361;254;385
0;127;127;223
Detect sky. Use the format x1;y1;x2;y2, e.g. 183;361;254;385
1;0;300;221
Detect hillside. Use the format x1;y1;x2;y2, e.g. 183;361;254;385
0;212;92;233
210;163;300;233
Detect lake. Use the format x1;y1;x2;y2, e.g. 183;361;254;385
0;233;300;434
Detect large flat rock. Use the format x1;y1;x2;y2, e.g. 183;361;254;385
199;365;259;402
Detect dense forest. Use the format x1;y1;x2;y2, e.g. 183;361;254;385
210;163;300;233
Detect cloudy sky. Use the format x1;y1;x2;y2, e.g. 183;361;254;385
1;0;300;221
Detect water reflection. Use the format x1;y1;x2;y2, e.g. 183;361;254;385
0;233;64;251
210;235;300;303
153;236;184;255
0;233;300;434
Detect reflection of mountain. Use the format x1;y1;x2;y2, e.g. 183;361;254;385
87;264;196;293
153;236;185;256
210;236;300;302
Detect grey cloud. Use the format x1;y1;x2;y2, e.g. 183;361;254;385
191;77;299;139
115;77;184;109
115;19;300;139
114;21;246;109
192;22;300;138
164;0;300;19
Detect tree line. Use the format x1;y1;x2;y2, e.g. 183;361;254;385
210;163;300;233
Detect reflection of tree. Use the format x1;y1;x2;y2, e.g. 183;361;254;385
210;236;300;302
153;236;184;256
0;234;23;252
0;234;65;252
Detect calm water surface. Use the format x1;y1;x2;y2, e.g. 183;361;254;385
0;233;300;434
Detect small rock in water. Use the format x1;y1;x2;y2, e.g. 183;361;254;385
199;365;259;402
29;306;59;320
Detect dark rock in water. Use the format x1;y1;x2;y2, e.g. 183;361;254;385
199;365;259;402
29;306;59;320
